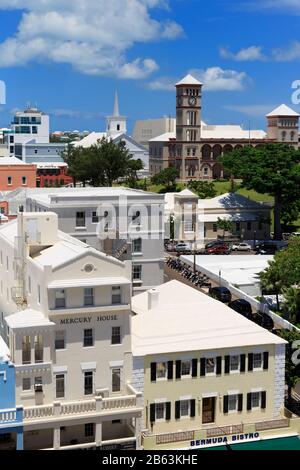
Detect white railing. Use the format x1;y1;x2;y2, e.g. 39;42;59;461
102;396;137;410
0;409;17;424
23;390;140;422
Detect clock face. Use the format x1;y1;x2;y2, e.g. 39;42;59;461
188;96;197;106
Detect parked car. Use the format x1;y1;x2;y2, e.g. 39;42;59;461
209;286;232;303
206;244;230;255
228;299;252;318
205;240;228;250
175;242;191;253
231;242;252;252
255;242;277;255
165;242;176;252
253;312;274;330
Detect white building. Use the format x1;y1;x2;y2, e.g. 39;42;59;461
24;187;165;293
0;211;143;450
133;117;176;149
74;93;149;176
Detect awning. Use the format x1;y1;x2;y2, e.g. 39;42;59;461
199;213;259;223
48;277;130;289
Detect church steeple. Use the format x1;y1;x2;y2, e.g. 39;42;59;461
113;91;120;117
106;91;127;136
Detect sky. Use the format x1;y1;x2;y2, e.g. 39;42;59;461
0;0;299;133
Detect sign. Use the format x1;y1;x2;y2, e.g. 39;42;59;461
190;432;260;448
60;314;118;325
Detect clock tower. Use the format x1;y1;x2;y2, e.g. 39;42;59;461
175;74;203;178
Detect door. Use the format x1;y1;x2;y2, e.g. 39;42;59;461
202;397;215;424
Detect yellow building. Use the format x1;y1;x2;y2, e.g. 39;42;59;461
131;280;299;450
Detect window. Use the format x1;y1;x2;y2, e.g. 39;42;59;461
55;331;66;350
84;371;93;395
251;392;261;408
55;289;66;308
206;358;216;374
84;288;94;306
132;211;141;226
253;353;262;369
83;329;94;347
22;336;31;365
22;378;31;391
181;360;191;377
133;265;142;281
213;223;218;233
112;286;121;305
236;222;240;232
112;368;121;392
34;334;43;363
132;238;142;253
34;376;43;391
76;211;86;228
228;394;238;412
22;177;27;186
203;166;209;177
85;423;95;438
92;211;99;224
180;400;190;417
247;221;252;231
56;374;65;398
111;326;121;345
7;176;12;186
156;362;167;380
230;355;239;372
155;403;166;420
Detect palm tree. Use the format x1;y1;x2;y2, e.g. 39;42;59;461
283;285;300;325
259;263;283;312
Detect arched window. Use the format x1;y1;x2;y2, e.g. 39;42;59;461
282;131;286;142
291;131;295;141
203;166;209;177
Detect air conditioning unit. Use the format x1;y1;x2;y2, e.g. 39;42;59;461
95;388;109;398
35;384;43;393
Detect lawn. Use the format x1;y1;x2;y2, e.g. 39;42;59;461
135;179;300;231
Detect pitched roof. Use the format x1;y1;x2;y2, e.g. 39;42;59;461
266;104;300;117
198;192;266;210
176;74;203;86
5;309;55;330
0;156;27;165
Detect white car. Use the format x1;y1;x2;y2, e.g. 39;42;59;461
175;242;191;253
231;242;252;252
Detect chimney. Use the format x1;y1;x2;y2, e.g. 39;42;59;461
148;288;159;310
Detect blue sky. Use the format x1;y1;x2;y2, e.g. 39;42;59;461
0;0;299;133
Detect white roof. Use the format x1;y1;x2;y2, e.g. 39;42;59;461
266;104;300;117
0;156;27;165
35;162;67;169
0;336;10;362
48;277;130;289
150;125;266;142
5;309;55;330
132;280;286;356
73;132;108;148
198;193;266;210
176;74;203;86
181;255;273;288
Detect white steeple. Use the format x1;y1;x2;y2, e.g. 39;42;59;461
106;91;127;137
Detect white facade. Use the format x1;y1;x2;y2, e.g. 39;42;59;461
11;107;50;146
133;117;176;149
0;212;143;450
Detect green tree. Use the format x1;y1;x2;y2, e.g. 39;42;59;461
276;329;300;401
283;286;300;326
259;262;283;311
125;159;144;188
220;143;300;240
61;144;90;186
187;180;217;199
151;167;179;191
217;218;234;239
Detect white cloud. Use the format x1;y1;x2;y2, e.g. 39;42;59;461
147;67;251;92
223;104;276;117
239;0;300;14
272;41;300;61
220;46;265;61
0;0;183;78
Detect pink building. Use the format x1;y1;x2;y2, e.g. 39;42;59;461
0;157;36;191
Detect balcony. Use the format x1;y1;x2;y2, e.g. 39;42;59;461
0;407;23;428
23;385;142;425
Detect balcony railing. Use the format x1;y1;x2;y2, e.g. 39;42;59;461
23;388;142;423
0;408;23;425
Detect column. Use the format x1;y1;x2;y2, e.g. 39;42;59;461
135;416;142;450
16;428;24;451
95;397;103;448
53;427;60;450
